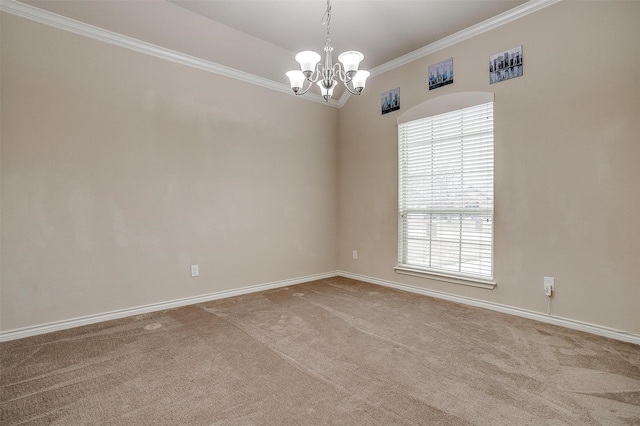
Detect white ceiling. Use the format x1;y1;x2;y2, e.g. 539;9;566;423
167;0;528;70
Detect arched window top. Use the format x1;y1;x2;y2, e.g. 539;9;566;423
397;91;494;125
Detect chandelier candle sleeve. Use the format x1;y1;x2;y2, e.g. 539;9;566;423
286;0;369;101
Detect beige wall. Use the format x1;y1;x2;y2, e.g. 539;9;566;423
338;1;640;333
21;0;295;85
1;14;338;331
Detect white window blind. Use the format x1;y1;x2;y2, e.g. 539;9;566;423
398;102;494;280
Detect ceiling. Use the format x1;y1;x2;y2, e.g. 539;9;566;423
11;0;532;102
167;0;529;71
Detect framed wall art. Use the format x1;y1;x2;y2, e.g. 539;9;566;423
381;87;400;115
428;58;453;90
489;45;523;84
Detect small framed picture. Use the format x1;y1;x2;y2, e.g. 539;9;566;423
489;45;523;84
428;58;453;90
381;87;400;115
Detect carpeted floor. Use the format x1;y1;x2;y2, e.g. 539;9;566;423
1;277;639;425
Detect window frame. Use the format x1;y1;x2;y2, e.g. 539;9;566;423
395;92;496;289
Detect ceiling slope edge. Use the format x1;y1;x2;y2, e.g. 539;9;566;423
335;0;561;107
1;0;559;109
0;0;338;107
369;0;561;78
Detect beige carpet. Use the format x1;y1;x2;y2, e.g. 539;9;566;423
1;277;639;425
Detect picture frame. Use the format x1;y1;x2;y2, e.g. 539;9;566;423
381;87;400;115
489;45;523;84
428;58;453;90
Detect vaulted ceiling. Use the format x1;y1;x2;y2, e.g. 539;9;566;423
166;0;529;70
10;0;537;102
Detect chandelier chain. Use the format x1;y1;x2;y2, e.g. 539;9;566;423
322;0;332;47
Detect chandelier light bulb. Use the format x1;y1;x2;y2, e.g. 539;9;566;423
351;70;370;93
338;51;364;76
295;51;321;76
317;80;337;101
286;70;305;93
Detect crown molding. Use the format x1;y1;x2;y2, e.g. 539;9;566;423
0;0;338;107
370;0;561;78
0;0;560;109
334;0;560;108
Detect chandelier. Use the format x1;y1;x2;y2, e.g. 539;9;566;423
286;0;370;101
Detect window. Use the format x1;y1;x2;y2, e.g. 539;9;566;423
397;101;494;284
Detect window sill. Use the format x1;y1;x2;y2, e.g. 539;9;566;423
394;266;496;290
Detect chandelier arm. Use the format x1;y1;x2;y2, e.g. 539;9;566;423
334;63;349;83
343;83;363;96
305;62;324;84
295;79;315;96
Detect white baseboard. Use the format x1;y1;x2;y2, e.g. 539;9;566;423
0;271;340;342
339;271;640;346
2;270;638;346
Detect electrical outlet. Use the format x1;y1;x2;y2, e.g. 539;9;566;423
544;276;554;296
191;265;199;277
352;250;358;260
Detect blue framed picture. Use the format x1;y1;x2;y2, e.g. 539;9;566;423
428;58;453;90
381;87;400;115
